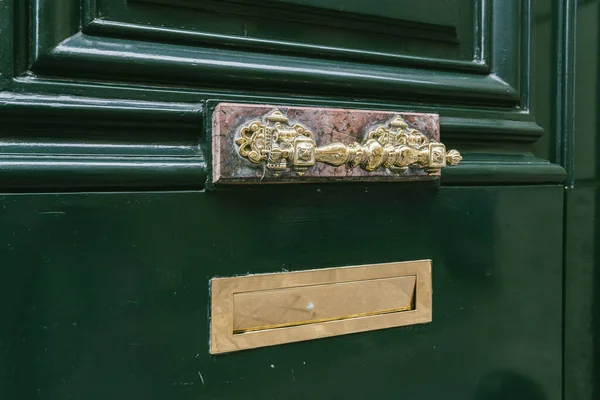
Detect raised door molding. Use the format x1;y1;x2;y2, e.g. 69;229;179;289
0;0;567;190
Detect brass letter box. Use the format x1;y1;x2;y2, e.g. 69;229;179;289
210;260;432;354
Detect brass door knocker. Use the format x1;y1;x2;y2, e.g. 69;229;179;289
235;110;461;176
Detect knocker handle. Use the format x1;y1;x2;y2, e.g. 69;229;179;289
235;110;462;176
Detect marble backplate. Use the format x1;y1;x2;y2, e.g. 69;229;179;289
212;103;440;184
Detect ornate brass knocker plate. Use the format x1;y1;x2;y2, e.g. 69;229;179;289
236;110;461;176
212;103;461;184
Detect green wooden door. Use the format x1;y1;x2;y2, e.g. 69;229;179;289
0;0;596;399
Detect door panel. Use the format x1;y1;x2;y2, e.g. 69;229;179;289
122;0;475;62
0;0;580;398
277;0;459;25
0;185;562;399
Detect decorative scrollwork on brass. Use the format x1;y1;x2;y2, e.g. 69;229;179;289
235;110;462;176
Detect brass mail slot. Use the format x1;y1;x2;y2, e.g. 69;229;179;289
210;260;432;354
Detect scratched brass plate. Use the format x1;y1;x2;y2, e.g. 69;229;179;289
210;260;432;354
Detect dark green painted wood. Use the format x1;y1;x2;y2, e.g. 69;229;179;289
0;92;204;190
0;0;558;189
29;0;81;62
440;117;544;142
34;34;516;106
0;0;13;86
563;1;600;399
0;156;206;191
0;185;563;399
125;0;471;59
27;0;526;101
0;0;590;398
11;0;29;77
277;0;459;26
554;0;577;187
0;87;562;189
0;93;202;157
564;187;598;400
491;1;524;102
83;18;486;73
441;159;567;185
